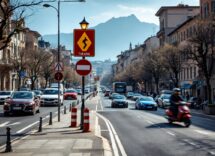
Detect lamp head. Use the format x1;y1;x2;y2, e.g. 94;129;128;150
79;17;89;29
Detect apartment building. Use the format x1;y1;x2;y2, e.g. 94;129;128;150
156;4;199;47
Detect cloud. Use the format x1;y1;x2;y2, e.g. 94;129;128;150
89;4;159;26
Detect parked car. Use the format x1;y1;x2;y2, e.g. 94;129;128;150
132;93;143;101
64;89;78;100
154;95;160;104
0;91;13;105
3;91;40;116
111;95;128;108
76;89;82;95
157;94;171;108
161;90;172;94
40;88;63;106
135;96;157;110
126;92;134;99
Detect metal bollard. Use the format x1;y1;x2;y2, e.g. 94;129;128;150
49;112;52;125
38;117;42;132
69;104;71;112
5;127;12;152
64;106;66;114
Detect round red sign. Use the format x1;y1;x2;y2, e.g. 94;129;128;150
75;59;92;76
54;72;63;81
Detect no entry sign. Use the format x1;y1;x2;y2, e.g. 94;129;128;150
75;59;92;76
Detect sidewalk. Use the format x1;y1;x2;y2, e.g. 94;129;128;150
0;96;112;156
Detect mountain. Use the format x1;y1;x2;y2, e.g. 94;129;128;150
43;14;159;61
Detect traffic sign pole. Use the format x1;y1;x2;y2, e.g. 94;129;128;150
80;73;85;130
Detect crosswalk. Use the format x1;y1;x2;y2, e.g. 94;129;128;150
0;121;21;128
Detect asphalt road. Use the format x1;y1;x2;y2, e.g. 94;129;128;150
98;94;215;156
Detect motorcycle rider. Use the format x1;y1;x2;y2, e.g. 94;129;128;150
170;88;183;118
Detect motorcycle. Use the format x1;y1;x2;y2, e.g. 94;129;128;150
165;101;192;127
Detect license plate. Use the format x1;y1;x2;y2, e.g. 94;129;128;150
13;107;22;110
147;106;152;108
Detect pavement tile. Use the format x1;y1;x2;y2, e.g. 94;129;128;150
69;153;90;156
73;139;93;149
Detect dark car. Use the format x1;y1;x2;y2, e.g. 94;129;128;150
187;97;198;108
111;95;128;108
135;96;157;110
3;91;40;116
104;90;111;97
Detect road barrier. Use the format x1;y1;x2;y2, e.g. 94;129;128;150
83;108;90;132
64;106;67;114
70;107;77;127
5;127;12;152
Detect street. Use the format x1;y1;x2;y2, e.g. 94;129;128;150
97;93;215;156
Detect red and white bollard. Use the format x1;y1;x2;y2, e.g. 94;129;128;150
83;108;90;132
70;107;77;127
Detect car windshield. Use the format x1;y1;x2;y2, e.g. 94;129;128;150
134;93;141;96
127;92;134;95
0;91;11;95
12;92;33;99
43;90;60;95
65;89;77;93
114;96;126;99
139;97;154;101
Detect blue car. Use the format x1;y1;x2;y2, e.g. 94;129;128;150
135;96;157;111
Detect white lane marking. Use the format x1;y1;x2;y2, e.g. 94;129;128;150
209;151;215;155
107;119;127;156
7;122;21;126
0;121;10;127
16;121;39;134
99;99;103;111
146;120;154;124
45;115;49;118
97;113;119;156
96;105;98;111
137;116;141;119
166;131;176;136
194;130;210;135
55;112;58;114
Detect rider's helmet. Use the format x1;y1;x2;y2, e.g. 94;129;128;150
173;88;181;96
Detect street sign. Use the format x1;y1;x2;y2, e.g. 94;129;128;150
54;62;64;71
75;59;92;76
74;29;95;57
54;72;63;81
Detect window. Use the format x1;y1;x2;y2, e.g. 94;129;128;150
187;68;189;79
211;1;215;13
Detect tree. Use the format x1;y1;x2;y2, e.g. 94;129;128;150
143;50;165;94
182;17;215;104
0;0;42;50
160;44;182;88
26;49;52;90
11;48;28;90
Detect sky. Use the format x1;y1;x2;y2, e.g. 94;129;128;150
26;0;199;36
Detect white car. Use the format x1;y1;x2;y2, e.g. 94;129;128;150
0;91;12;105
40;88;63;106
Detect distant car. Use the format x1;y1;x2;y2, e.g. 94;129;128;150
135;96;157;110
85;89;90;94
104;90;111;97
3;91;40;116
126;92;134;99
132;93;143;101
187;97;198;108
109;93;120;99
111;95;128;108
157;94;171;108
161;90;172;94
20;88;31;91
64;89;78;100
40;88;63;106
76;89;82;95
154;95;160;104
0;91;12;105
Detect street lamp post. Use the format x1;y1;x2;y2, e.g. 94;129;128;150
79;17;89;129
43;0;85;122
